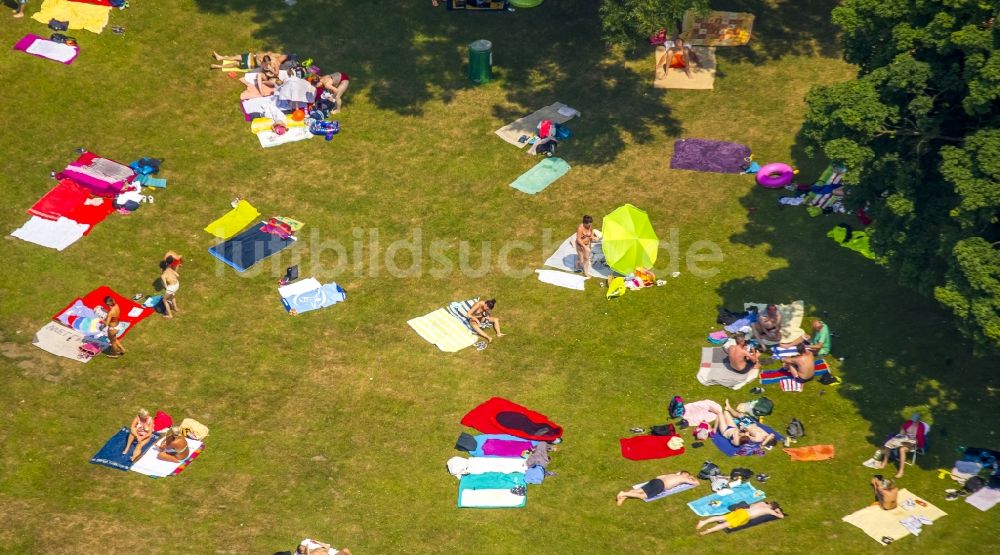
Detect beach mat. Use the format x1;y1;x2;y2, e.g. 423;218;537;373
13;33;79;64
543;233;614;279
32;321;91;363
697;347;759;390
842;489;947;544
458;472;527;508
130;439;204;478
280;280;346;314
495;102;578;148
620;435;685;460
653;46;716;90
671;139;751;173
711;423;783;457
510;157;571;194
688;482;766;516
681;9;755;46
208;223;295;273
407;308;478;352
90;427;158;471
783;444;835;461
204;200;260;239
632;481;697;502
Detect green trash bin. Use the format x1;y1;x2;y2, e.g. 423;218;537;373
468;39;493;84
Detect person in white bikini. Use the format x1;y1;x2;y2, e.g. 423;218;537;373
160;255;180;318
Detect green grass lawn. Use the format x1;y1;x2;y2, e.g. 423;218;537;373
1;1;998;553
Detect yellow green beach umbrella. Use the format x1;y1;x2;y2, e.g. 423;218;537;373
602;204;659;274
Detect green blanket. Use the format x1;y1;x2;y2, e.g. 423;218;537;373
828;225;875;260
510;157;571;194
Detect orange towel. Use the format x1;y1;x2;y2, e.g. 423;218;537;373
783;444;835;461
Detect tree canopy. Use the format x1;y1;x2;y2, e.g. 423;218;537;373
599;0;709;48
802;0;1000;352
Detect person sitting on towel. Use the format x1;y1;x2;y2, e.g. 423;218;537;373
466;298;506;343
779;319;831;356
154;426;190;463
724;334;759;374
656;37;701;80
781;343;815;381
751;304;782;345
616;471;700;506
696;501;784;535
871;476;899;510
712;401;776;448
878;413;926;478
122;408;155;462
296;539;352;555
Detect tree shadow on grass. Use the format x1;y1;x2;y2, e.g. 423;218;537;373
712;0;843;63
716;175;1000;472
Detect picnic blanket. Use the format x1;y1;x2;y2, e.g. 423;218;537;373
32;321;91;362
64;197;115;234
208;223;295;272
204;200;260;239
90;427;157;471
13;33;79;64
258;126;313;148
967;487;1000;511
620;435;685;460
458;472;527;508
783;444;835;461
130;439;205;478
543;233;613;279
711;423;783;457
52;286;153;339
10;216;88;251
510;157;571;194
681;9;755;46
32;0;111;34
495;102;579;148
670;139;751;173
653;45;716;90
28;179;91;221
759;360;829;385
744;301;806;343
688;482;766;516
535;269;587;291
842;489;947;544
698;347;760;390
632;481;697;502
57;151;135;197
407;304;478;352
279;278;346;314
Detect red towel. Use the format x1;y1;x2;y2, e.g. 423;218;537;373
28;179;91;220
619;435;685;460
63;197;115;234
53;286;154;339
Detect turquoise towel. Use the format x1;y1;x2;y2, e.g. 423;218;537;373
138;174;167;189
687;482;767;516
510;157;571;194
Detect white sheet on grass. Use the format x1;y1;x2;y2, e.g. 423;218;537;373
535;269;587;290
278;277;323;298
32;321;91;363
10;216;88;251
459;488;526;508
130;439;204;477
543;233;613;279
26;39;78;63
257;126;313;148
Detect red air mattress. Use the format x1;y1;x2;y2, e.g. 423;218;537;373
619;435;685;460
461;397;563;441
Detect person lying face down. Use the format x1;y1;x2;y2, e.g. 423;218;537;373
616;471;701;505
696;501;784;535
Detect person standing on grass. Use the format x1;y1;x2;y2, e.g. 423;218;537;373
574;215;597;277
12;0;27;18
103;296;125;358
160;255;180;318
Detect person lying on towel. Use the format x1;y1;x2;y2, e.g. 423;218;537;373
781;343;815;381
712;401;776;448
724;334;759;374
871;476;899;510
696;501;784;535
616;471;700;506
466;298;506;343
656;37;701;79
210;50;288;72
296;539;353;555
153;426;190;463
751;304;782;345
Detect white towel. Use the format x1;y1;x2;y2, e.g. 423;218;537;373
459;488;525;508
535;269;587;291
279;277;323;299
257;126;313;148
966;487;1000;511
10;216;88;251
130;439;204;477
276;76;315;104
447;457;528;478
25;39;77;63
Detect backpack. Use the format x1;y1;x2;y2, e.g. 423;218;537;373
554;124;572;141
538;119;554;139
786;418;805;439
989;473;1000;490
730;467;753;481
697;461;721;480
965;476;986;493
669;396;685;419
750;397;773;417
650;423;676;436
535;140;557;157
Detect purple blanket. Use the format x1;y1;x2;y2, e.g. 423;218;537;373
670;139;751;174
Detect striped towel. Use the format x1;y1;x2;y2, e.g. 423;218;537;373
760;360;828;385
408;303;479;352
446;298;479;330
771;346;800;358
779;379;803;392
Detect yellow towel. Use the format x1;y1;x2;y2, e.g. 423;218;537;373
407;308;478;352
250;118;305;134
204;200;261;239
842;489;947;544
32;0;112;34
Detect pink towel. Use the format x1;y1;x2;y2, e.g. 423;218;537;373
681;400;721;427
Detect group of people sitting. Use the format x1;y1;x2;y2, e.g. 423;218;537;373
211;50;350;115
725;304;831;381
122;408;191;463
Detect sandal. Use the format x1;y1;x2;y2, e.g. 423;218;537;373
629;427;645;434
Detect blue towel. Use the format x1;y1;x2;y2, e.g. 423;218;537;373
711;423;784;457
687;482;767;516
282;283;346;314
90;427;158;471
209;223;295;272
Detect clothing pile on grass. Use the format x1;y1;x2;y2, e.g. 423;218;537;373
449;397;562;508
775;164;849;216
203;198;303;273
10;150;167;251
32;286;154;363
940;447;1000;510
228;55;341;148
90;410;209;478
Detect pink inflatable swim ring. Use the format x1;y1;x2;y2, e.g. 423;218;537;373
756;163;795;188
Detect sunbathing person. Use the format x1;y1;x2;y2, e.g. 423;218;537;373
871;476;899;510
466;298;506;343
154;426;190;463
656;37;700;79
210;50;287;71
751;304;782;345
696;501;784;535
878;413;926;478
296;539;352;555
574;215;597;277
122;408;155;461
317;72;350;114
616;471;700;506
724;334;759;374
712;401;777;448
781;343;815;380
